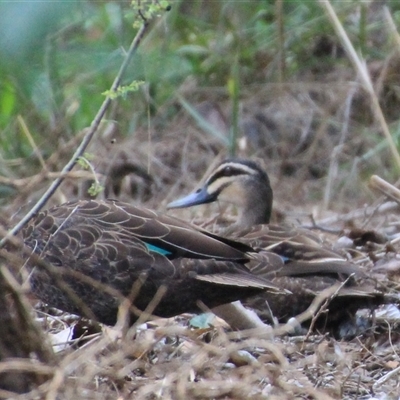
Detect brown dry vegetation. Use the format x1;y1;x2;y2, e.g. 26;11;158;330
2;1;400;399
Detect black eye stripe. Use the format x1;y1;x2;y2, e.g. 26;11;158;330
207;166;248;185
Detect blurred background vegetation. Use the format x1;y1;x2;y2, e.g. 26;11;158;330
2;0;400;220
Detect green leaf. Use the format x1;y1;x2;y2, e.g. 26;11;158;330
102;80;144;99
88;182;104;197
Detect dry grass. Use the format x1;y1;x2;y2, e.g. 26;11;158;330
7;303;400;399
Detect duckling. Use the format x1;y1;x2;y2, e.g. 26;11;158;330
22;199;280;327
168;158;383;330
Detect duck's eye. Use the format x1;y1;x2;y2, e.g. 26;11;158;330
223;166;232;176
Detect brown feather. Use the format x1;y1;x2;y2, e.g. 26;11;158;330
23;199;280;326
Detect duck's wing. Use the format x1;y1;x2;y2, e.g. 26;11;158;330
230;224;324;247
230;224;364;280
26;199;253;259
23;200;283;325
24;199;276;280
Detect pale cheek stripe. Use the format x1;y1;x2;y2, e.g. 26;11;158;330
207;177;235;194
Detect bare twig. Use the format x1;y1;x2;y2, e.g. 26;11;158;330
212;301;273;333
304;277;352;340
0;170;104;190
273;282;348;338
373;364;400;390
323;85;356;210
369;175;400;205
302;201;399;228
0;359;54;376
17;115;48;171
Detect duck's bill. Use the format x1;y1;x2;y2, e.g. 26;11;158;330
167;187;216;209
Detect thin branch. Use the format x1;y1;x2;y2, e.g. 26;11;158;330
274;281;349;338
0;20;151;248
17;115;48;171
370;175;400;205
0;171;104;190
302;201;399;228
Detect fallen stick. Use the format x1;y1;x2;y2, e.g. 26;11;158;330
370;175;400;205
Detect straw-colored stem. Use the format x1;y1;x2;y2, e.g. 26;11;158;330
319;0;400;171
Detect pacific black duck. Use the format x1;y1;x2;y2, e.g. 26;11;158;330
168;158;383;328
22;199;281;326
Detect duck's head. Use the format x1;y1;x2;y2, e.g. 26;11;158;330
167;158;273;227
